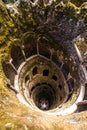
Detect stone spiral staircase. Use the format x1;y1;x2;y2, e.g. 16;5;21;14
0;0;87;129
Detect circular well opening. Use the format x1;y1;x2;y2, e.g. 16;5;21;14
31;83;59;111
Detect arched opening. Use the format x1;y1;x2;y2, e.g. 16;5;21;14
67;78;74;93
43;69;49;76
32;67;38;76
11;46;25;69
2;61;16;85
59;84;62;90
62;64;69;80
52;75;57;81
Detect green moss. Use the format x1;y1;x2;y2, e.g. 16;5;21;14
27;15;38;26
55;1;79;20
55;0;62;4
80;2;87;21
2;0;15;4
0;1;87;130
75;41;87;55
63;2;78;17
0;1;19;48
71;0;87;7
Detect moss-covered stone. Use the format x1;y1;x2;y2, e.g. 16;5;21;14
0;0;87;130
71;0;87;7
62;2;78;18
